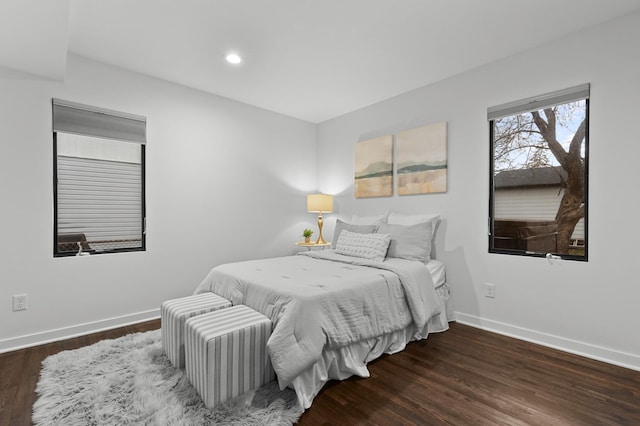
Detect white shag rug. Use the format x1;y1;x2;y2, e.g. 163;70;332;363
32;329;303;425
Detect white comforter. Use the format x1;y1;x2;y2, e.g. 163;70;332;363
193;250;441;390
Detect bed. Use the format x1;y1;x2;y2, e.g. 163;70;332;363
193;212;455;409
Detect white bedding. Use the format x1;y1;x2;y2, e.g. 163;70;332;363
194;250;448;408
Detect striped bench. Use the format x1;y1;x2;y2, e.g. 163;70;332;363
161;293;232;368
184;304;275;408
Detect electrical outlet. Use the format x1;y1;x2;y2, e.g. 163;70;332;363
485;283;495;298
13;294;28;311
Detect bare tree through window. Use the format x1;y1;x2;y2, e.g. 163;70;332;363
489;86;588;260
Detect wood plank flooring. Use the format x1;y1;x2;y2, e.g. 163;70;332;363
300;324;640;425
1;321;638;425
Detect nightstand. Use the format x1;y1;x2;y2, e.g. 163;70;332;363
295;242;332;250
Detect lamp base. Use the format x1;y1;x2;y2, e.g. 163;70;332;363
315;212;327;244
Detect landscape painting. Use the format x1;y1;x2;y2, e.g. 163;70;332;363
355;135;393;198
396;121;447;195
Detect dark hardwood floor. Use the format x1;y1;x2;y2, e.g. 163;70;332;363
1;321;638;425
300;325;640;425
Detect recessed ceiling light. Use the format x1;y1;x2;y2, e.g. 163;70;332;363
225;53;242;64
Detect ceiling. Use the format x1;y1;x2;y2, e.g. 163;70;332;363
3;0;640;123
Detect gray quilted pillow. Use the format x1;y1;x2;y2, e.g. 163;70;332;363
334;230;391;262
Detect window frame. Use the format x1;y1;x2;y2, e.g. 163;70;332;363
52;99;146;257
488;85;589;262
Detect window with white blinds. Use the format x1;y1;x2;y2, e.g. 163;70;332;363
53;99;146;256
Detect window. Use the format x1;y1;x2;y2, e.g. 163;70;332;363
53;99;146;256
488;84;589;261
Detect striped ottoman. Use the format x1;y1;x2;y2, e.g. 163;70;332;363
161;293;232;368
184;304;275;408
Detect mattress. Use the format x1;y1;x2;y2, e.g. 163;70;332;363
427;258;446;288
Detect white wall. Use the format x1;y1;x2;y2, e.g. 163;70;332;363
0;55;317;350
316;12;640;369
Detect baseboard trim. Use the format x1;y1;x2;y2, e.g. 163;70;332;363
455;312;640;372
0;308;160;354
3;309;638;371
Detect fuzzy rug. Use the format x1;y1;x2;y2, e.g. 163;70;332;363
32;329;303;425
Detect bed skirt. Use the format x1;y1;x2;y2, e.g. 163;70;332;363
290;282;455;409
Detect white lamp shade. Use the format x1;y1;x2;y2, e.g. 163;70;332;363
307;194;333;213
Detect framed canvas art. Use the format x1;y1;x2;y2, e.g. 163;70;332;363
355;135;393;198
396;121;447;195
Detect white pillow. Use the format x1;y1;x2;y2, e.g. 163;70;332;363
335;230;391;262
332;219;379;248
387;211;439;228
351;212;388;225
378;222;433;263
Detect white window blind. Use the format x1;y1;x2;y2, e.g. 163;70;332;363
487;83;590;121
52;99;146;143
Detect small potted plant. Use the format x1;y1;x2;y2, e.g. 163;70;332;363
302;228;314;243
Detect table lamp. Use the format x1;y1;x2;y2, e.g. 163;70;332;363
307;194;333;244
